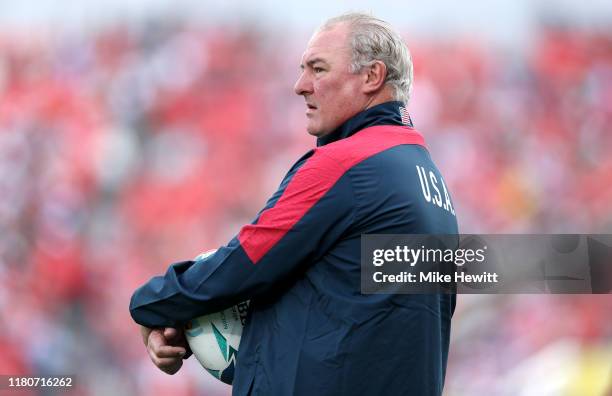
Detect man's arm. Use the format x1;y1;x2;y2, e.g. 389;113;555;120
129;150;355;328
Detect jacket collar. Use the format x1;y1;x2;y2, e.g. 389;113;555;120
316;101;413;147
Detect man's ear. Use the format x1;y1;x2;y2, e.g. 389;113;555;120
362;61;387;94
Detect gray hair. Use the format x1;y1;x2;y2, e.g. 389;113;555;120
318;13;413;104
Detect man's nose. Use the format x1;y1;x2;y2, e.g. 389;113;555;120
294;72;313;96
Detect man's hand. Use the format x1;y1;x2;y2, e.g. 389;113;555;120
140;326;189;375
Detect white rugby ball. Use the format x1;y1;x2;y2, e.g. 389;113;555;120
185;249;250;384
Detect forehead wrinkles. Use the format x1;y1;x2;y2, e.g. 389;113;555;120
301;44;351;67
301;25;351;64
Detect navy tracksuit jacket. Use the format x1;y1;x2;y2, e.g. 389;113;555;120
130;101;459;396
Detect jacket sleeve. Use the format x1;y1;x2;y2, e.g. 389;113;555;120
129;150;355;328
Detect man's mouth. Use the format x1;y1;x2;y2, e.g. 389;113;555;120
307;104;317;110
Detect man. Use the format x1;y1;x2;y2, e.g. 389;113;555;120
130;12;458;395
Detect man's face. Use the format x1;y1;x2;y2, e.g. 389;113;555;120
294;23;368;137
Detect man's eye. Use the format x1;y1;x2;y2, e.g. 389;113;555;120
313;67;324;73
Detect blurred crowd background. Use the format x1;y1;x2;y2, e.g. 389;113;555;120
0;2;611;395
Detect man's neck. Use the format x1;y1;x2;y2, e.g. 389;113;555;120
361;89;395;113
316;100;411;147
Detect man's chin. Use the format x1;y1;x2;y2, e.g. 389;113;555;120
306;124;328;138
306;128;322;137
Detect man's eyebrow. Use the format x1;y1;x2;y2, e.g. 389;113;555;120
300;57;327;69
